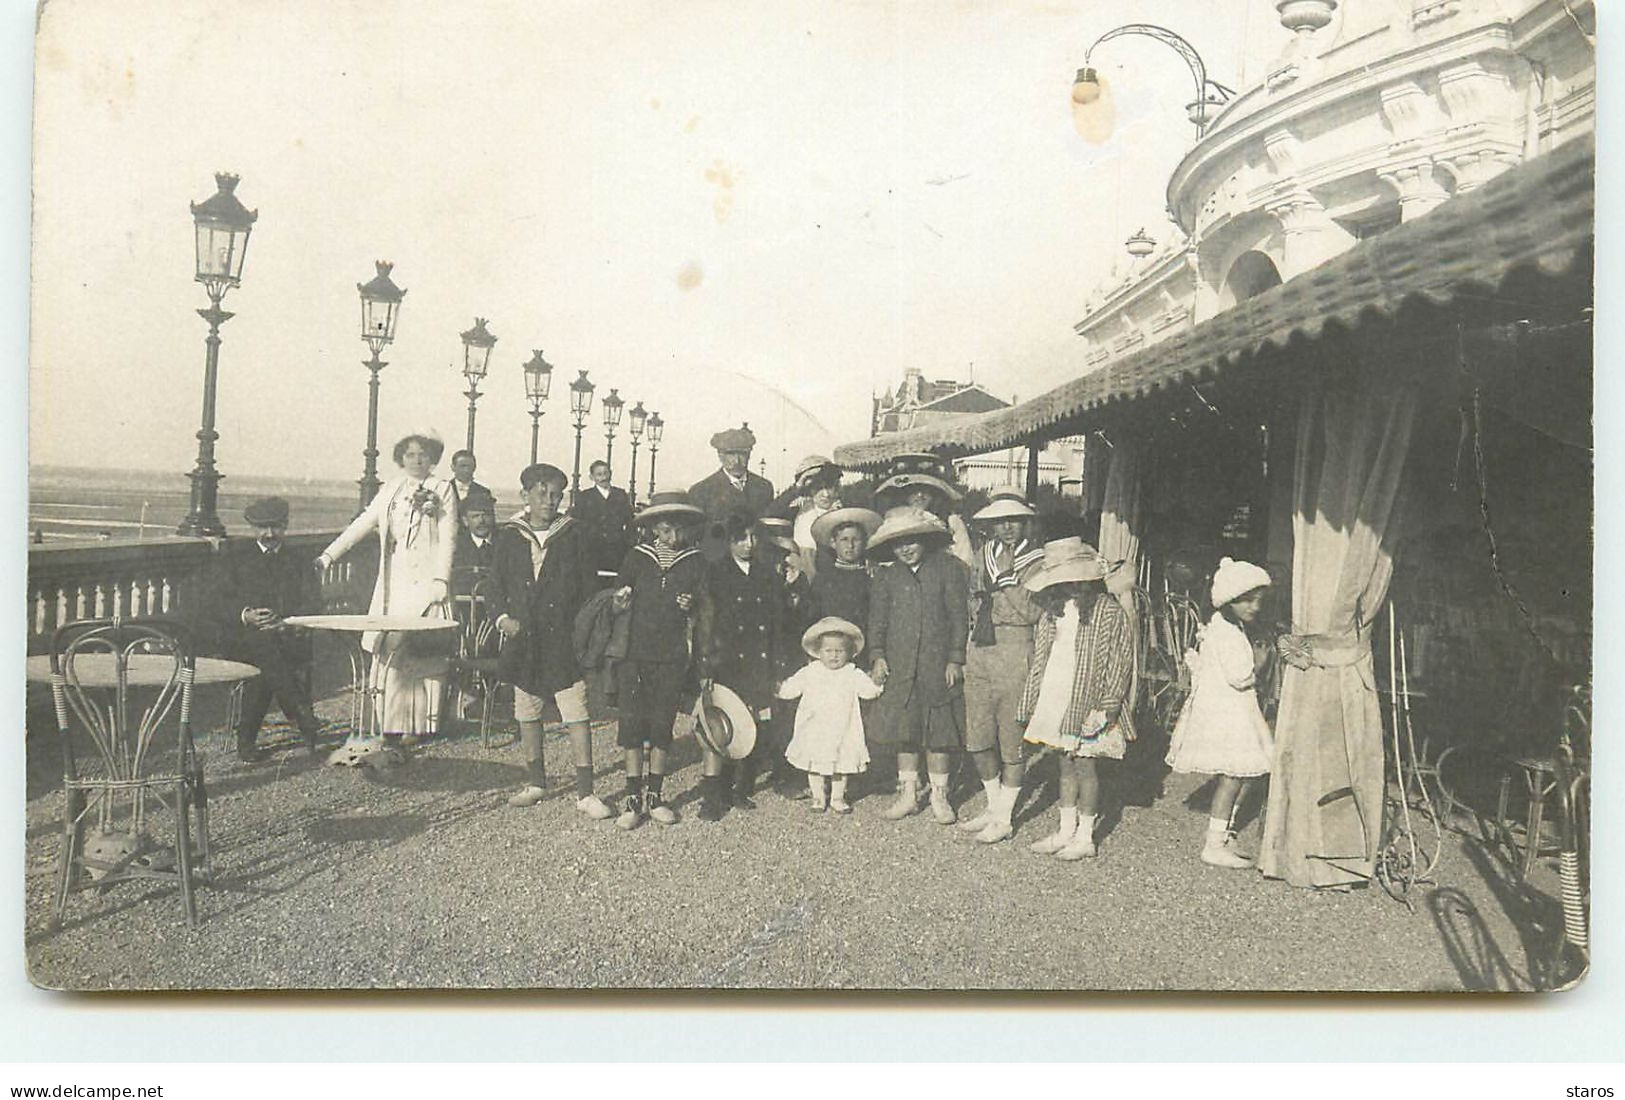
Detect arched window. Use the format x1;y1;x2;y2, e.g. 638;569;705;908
1222;250;1283;306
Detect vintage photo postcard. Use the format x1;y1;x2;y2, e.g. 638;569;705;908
24;0;1594;992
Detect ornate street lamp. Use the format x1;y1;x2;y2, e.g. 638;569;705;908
626;401;648;508
645;411;664;501
522;349;554;465
1125;228;1157;257
601;388;625;475
355;261;406;509
1071;24;1234;136
568;369;595;496
460;317;496;452
177;172;257;537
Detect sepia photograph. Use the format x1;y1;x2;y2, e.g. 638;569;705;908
22;0;1595;995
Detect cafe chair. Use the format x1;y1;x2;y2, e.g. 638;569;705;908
449;570;510;749
47;616;210;928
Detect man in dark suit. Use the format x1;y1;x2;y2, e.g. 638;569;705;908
452;486;498;572
688;424;776;561
569;459;634;584
449;449;492;528
218;497;323;762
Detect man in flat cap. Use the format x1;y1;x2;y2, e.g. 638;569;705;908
217;497;324;761
689;423;776;562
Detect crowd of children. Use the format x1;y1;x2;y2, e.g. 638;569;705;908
484;444;1278;871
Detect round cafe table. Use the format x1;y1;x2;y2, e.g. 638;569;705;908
281;613;459;766
25;653;260;687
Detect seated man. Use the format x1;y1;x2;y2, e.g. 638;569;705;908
453;486;498;572
218;496;323;762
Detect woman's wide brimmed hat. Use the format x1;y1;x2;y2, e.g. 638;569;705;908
1023;537;1107;590
692;682;758;760
794;454;838;483
634;490;704;525
810;506;883;550
867;506;952;556
801;616;865;658
972;489;1036;522
875;471;964;504
1210;557;1272;607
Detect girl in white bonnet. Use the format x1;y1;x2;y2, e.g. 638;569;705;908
1165;557;1276;868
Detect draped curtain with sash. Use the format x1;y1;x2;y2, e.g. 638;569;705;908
1098;442;1142;735
1259;371;1416;888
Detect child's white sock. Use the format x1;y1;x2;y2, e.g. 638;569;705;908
830;776;847;803
1206;815;1229;840
1059;806;1079;838
981;777;1000;804
1077;813;1098;840
995;782;1019;826
928;771;950;793
807;772;827;804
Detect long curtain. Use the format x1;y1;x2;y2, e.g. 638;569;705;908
1259;372;1416;888
1098;442;1143;736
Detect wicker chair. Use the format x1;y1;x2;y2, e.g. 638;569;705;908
48;617;209;927
448;569;510;748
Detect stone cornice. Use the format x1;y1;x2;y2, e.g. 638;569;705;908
1168;20;1522;231
1073;250;1195;336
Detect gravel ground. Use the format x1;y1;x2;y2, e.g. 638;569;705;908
24;697;1571;993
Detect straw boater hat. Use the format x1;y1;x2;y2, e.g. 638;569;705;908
1023;537;1107;591
867;506;952;557
1210;557;1272;607
810;506;883;550
692;682;758;760
755;515;798;554
634;490;704;525
801;616;865;658
709;425;757;452
972;488;1037;522
243;496;290;526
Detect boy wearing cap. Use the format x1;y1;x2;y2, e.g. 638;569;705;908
488;464;612;819
611;490;710;828
866;507;970;823
957;490;1046;844
217;497;324;762
689;424;776;562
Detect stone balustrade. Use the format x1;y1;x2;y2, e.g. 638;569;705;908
25;533;379;656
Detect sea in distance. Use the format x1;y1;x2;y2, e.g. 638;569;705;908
28;465;369;545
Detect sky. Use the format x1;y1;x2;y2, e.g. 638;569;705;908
29;0;1291;492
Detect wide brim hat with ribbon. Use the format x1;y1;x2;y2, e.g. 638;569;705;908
810;506;883;550
692;682;758;760
794;454;838;484
801;616;865;658
1023;537;1108;590
709;426;757;452
867;506;952;556
634;490;705;525
875;471;964;504
1210;557;1272;607
972;489;1036;522
243;496;290;526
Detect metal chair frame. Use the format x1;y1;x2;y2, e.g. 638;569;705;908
449;569;511;749
48;616;209;927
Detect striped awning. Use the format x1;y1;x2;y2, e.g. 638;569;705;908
834;136;1594;471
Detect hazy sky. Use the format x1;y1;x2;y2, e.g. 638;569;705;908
30;0;1291;491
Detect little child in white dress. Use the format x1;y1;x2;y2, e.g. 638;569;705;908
779;616;882;813
1165;557;1275;869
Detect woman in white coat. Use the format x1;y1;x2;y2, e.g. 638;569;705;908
318;431;459;750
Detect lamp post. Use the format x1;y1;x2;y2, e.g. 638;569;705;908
355;261;406;509
568;369;595;497
1070;24;1234;135
460;317;496;453
645;411;664;500
522;349;554;465
601;388;625;476
626;401;648;508
177;172;257;537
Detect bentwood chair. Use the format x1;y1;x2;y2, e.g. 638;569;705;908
47;616;209;927
449;570;509;749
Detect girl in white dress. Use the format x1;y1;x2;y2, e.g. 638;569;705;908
1165;557;1274;868
780;617;881;813
318;432;458;758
